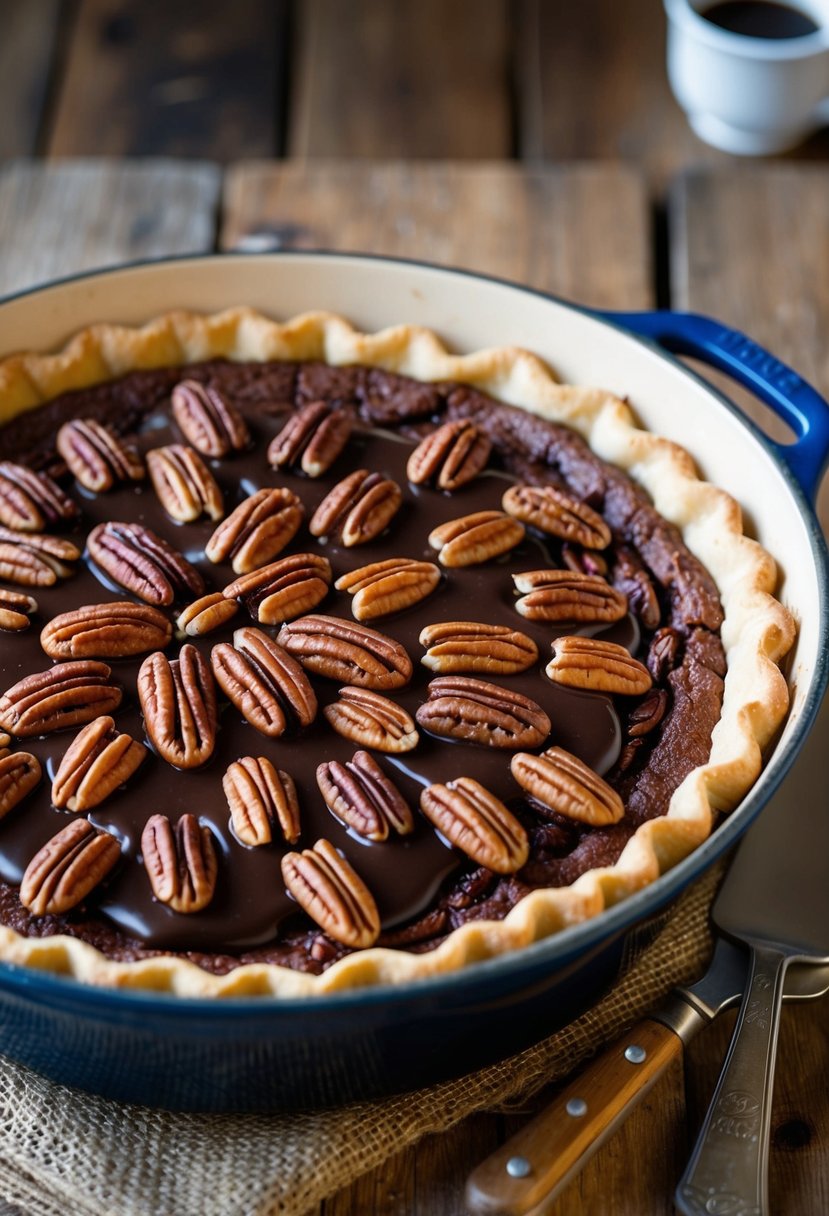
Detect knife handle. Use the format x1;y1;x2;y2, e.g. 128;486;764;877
464;1017;685;1216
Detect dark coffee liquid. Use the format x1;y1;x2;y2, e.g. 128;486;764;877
700;0;819;38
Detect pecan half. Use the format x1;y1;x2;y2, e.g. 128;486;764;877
0;528;80;587
20;818;121;916
87;521;204;607
562;543;608;578
51;715;146;811
276;614;412;690
428;510;525;567
323;686;419;753
0;589;37;632
610;545;661;631
502;484;611;549
223;757;301;846
56;418;145;493
41;601;172;659
171;379;250;457
309;469;402;547
146;444;224;523
267;400;353;477
0;660;122;737
317;750;414;842
205;488;304;575
647;626;682;683
281;838;380;948
511;746;624;826
406;420;492;490
419;621;538;676
224;552;332;625
627;688;669;738
416;676;550;749
419;777;528;873
0;750;41;818
176;592;239;637
512;569;628;623
545;636;653;696
138;645;218;768
141;813;217;913
211;626;317;738
0;462;79;532
335;557;440;621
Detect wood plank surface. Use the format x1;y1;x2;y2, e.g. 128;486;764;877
46;0;287;159
288;0;511;159
221;160;652;310
0;0;65;157
671;166;829;528
0;160;220;295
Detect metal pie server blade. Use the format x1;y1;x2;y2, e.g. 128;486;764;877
464;933;829;1216
676;755;829;1216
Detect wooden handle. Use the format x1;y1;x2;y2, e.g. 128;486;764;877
464;1017;684;1216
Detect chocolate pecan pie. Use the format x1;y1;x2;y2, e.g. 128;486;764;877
0;310;794;996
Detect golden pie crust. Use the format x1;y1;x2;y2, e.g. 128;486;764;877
0;308;795;996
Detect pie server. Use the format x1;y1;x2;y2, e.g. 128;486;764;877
466;762;829;1215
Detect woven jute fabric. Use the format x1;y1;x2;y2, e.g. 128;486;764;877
0;865;723;1216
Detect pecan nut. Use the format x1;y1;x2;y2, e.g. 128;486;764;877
323;686;419;753
502;484;611;549
0;589;37;632
281;838;380;948
647;626;682;683
0;749;42;818
335;557;440;621
205;487;304;575
276;614;413;690
224;552;332;625
0;528;80;587
176;592;239;637
610;545;661;631
545;636;653;696
561;542;608;578
56;418;145;492
510;746;624;826
419;621;538;675
0;461;79;532
138;644;218;768
20;818;121;916
419;778;528;873
309;469;402;547
223;757;301;846
146;444;224;522
317;750;414;842
406;419;492;490
428;510;525;567
211;626;317;738
512;570;628;623
141;813;217;913
627;688;669;738
41;601;172;659
416;676;550;749
267;400;353;477
0;660;122;737
171;379;250;457
87;521;204;607
51;715;146;811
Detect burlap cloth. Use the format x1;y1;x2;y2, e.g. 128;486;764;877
0;863;724;1216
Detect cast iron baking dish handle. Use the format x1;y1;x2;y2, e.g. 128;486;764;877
601;310;829;503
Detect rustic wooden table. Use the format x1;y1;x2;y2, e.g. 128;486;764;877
1;3;828;1214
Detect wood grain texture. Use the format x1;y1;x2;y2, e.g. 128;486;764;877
671;166;829;528
46;0;286;159
288;0;511;158
0;160;220;295
0;0;64;156
515;0;829;180
221;160;652;309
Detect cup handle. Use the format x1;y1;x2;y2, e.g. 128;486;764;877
598;309;829;503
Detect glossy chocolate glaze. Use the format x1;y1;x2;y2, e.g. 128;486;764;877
0;360;725;972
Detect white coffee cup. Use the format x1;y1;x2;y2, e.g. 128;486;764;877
664;0;829;154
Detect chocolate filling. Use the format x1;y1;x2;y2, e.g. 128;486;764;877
0;360;725;974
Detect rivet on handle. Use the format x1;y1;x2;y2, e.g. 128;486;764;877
624;1044;647;1064
506;1156;532;1178
565;1098;588;1117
